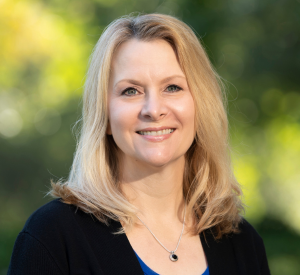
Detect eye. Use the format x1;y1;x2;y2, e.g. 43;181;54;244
122;87;138;96
166;85;182;92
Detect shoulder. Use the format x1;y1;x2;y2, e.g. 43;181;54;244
22;199;77;237
25;198;75;222
9;199;80;275
10;199;130;275
232;218;265;248
22;198;114;242
204;217;264;249
229;218;270;271
201;218;270;274
21;198;113;247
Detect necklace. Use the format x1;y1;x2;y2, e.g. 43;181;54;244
136;203;186;262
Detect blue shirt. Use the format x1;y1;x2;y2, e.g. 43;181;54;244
134;251;210;275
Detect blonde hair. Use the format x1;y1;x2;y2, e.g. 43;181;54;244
49;13;244;239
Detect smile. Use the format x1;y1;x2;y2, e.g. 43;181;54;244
137;128;175;136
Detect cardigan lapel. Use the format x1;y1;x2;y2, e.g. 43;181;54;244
102;220;145;275
79;213;144;275
200;230;239;275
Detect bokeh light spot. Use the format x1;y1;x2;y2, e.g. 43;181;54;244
0;108;23;138
34;108;61;136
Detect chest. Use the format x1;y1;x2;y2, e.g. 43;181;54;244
125;227;208;275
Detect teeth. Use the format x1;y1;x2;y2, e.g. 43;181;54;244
138;129;175;136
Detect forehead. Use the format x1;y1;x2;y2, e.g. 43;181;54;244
110;39;184;80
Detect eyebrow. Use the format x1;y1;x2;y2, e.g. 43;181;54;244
114;75;186;89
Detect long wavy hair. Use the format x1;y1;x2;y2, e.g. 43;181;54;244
49;13;244;239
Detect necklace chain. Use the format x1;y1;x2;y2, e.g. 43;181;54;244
135;203;186;255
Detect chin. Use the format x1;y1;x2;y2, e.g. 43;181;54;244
139;155;176;168
147;161;169;168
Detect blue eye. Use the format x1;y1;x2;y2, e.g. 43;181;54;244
166;85;182;92
122;88;138;96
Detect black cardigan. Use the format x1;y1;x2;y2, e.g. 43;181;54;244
8;199;271;275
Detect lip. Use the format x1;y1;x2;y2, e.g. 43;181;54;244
136;126;176;132
136;128;176;142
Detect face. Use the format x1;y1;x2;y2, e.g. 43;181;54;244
107;38;195;168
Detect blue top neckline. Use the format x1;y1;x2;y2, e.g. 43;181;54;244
134;251;209;275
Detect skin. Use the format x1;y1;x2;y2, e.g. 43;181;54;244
107;39;207;275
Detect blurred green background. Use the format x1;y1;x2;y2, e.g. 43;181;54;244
1;0;299;274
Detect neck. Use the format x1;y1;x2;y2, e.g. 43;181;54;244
120;154;186;224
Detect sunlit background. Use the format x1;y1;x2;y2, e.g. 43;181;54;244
1;0;299;274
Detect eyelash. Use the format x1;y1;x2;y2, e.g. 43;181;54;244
121;84;183;96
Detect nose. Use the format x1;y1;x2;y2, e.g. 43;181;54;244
140;90;168;121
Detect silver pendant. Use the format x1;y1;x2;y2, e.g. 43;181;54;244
169;252;178;262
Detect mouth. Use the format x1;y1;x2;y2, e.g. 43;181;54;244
136;128;176;136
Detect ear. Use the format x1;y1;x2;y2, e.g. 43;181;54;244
106;120;112;135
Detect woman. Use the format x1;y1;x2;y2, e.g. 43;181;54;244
8;13;271;275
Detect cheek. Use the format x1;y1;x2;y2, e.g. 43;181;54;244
174;95;195;129
109;100;138;134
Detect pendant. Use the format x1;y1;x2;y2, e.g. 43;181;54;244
169;252;178;262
